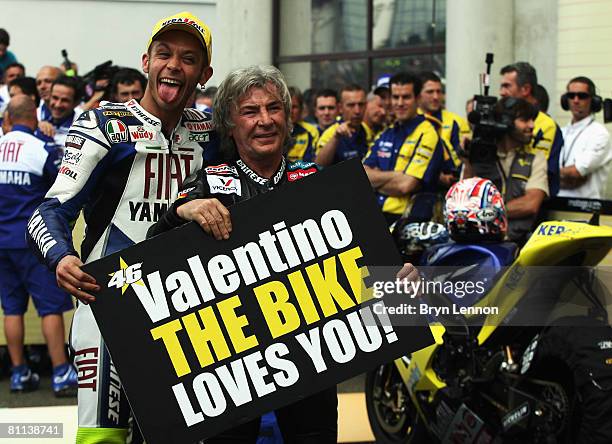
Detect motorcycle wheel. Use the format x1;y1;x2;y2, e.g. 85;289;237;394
365;362;429;443
528;318;612;444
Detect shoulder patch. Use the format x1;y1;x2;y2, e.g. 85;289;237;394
72;110;99;130
104;119;129;143
287;161;318;182
99;101;130;112
184;120;214;133
182;108;210;122
204;163;239;176
65;133;86;150
206;174;242;196
288;160;318;171
128;125;156;142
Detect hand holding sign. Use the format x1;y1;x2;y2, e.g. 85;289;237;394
177;197;232;240
84;160;434;444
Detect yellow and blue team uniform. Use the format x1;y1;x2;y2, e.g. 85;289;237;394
363;115;443;221
363;121;385;145
526;111;563;196
287;120;319;162
317;119;374;164
419;108;469;175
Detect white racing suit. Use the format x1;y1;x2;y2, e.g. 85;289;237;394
27;99;217;443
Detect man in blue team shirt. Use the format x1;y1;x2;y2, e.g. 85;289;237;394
316;84;373;166
0;95;77;395
36;66;62;122
42;75;83;149
363;72;444;225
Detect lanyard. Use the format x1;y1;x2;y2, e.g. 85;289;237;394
562;117;594;167
496;158;508;196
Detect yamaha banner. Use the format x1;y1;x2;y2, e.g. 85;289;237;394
84;159;435;444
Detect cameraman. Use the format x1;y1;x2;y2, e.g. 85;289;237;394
81;62;119;111
463;97;548;244
500;62;562;196
558;76;611;199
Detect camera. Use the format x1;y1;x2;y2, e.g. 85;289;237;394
465;54;510;164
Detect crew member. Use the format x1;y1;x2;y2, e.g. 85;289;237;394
363;90;387;140
316;84;371;166
463;97;548;244
363;72;443;225
287;86;319;162
45;75;83;148
313;88;339;133
0;62;25;114
499;62;563;196
0;96;77;396
110;68;147;102
418;71;470;187
35;65;62;121
559;76;611;199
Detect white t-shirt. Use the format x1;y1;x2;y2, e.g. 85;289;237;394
559;115;612;199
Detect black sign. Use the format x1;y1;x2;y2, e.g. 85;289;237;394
84;159;434;444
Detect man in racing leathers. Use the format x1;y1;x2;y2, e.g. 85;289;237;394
26;11;217;444
148;64;335;444
148;64;419;444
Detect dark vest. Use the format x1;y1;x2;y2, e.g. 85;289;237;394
472;149;536;243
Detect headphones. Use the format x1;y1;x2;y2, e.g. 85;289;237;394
560;77;602;112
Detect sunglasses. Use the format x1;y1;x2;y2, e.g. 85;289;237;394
566;92;591;100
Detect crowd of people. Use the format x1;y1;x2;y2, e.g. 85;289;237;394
0;9;611;443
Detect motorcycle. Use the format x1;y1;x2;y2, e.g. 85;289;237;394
366;219;612;443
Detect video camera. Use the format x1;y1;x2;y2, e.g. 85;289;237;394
465;53;510;164
81;60;120;101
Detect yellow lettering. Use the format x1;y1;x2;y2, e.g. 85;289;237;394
306;256;356;317
216;295;259;354
183;308;231;369
338;246;373;303
150;319;191;377
287;269;320;325
254;281;301;339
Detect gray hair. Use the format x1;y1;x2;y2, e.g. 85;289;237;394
213;65;292;159
500;62;538;93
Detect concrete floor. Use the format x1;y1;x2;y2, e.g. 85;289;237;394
0;372;375;443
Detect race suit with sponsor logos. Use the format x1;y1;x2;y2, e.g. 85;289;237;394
26;99;218;444
147;157;338;443
148;157;319;235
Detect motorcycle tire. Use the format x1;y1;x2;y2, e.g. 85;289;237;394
365;362;430;443
528;317;612;444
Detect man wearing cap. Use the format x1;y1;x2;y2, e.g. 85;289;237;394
27;12;218;443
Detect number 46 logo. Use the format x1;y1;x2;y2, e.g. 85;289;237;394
108;258;142;294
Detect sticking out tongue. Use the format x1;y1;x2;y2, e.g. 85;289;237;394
158;82;181;103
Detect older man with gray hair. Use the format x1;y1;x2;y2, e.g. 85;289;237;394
149;64;419;443
148;65;322;241
148;65;335;442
